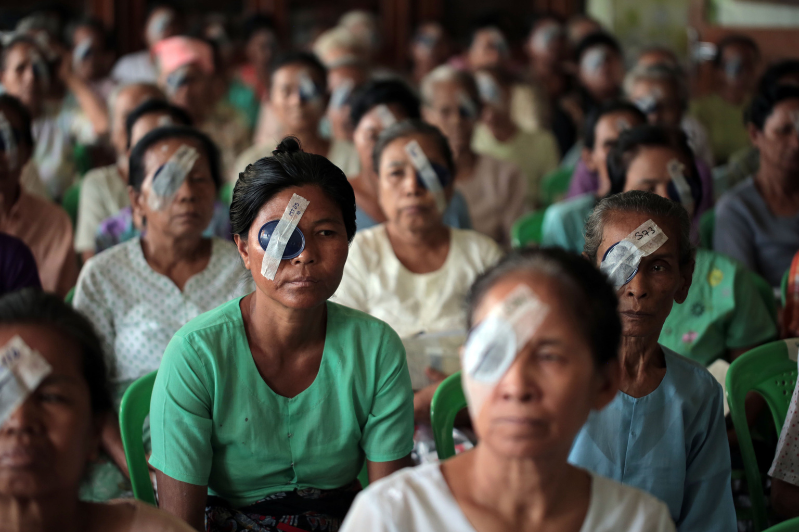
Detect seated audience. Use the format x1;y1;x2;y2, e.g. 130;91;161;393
409;22;450;87
714;85;799;287
75;83;165;262
421;65;527;248
153;36;250;180
0;95;78;297
565;32;624;128
770;364;799;519
566;14;603;48
235;52;360;179
690;35;759;164
342;248;675;532
333;120;502;419
0;234;41;296
66;16;116;102
149;137;413;530
605;126;777;364
339;10;382;64
74;126;251;501
0;289;195;531
111;4;182;84
542;101;646;252
349;79;472;230
635;46;680;70
572;190;736;531
471;67;559;209
228;14;277;130
326;56;369;145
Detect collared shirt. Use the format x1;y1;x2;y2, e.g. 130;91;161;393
75;164;130;253
568;346;736;532
0;190;78;297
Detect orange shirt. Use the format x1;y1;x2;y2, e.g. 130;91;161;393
0;190;78;297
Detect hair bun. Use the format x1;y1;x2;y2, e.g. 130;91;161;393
273;136;302;156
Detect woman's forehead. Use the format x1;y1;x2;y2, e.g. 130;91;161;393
144;137;203;168
257;185;341;222
602;210;680;251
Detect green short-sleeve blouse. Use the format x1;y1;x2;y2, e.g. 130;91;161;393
148;297;414;508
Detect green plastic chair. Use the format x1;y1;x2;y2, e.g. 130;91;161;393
540;167;574;207
699;209;715;249
219;181;234;206
119;371;158;505
727;339;799;531
430;371;466;461
782;270;790;308
62;180;82;227
64;287;75;305
766;517;799;532
510;209;547;249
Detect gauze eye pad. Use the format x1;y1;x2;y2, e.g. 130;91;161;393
463;284;549;384
148;144;200;211
375;104;396;128
532;23;563;51
73;37;93;67
475;72;503;107
404;140;449;213
166;64;191;96
666;159;695;216
261;193;310;280
0;336;52;428
600;219;668;290
582;47;608;73
259;220;305;260
458;91;478;120
725;54;743;81
0;111;18;170
330;78;354;109
298;71;320;103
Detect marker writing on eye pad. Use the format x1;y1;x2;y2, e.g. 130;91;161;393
404;139;448;213
330;79;354;109
262;193;310;280
166;65;191;97
667;159;695;216
375;104;396;128
475;72;503;107
458;91;478;120
0;336;52;428
298;71;319;103
600;219;669;291
0;111;18;170
148;144;200;211
72;37;93;67
582;47;608;74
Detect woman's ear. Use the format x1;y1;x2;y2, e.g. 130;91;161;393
234;233;252;271
593;358;620;411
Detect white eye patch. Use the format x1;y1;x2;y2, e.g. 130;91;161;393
297;70;320;103
582;47;609;74
532;23;563;51
404;139;447;213
165;64;191;97
600;219;668;291
0;111;18;170
0;336;52;428
148;144;199;211
616;117;631;132
261;193;310;280
475;71;503;108
375;104;396;128
458;91;478;120
667;159;695;216
330;78;355;109
72;37;93;67
148;11;173;40
725;54;743;81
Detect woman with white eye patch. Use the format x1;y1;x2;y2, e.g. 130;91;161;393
341;248;675;532
569;191;736;532
149;137;414;531
73;126;251;502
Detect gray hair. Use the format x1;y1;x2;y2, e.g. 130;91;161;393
623;64;689;110
419;65;480;109
583;190;694;266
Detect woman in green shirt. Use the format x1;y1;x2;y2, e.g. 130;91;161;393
149;137;415;531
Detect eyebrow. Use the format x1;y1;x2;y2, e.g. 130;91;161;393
39;374;81;387
311;217;345;226
387;160;408;168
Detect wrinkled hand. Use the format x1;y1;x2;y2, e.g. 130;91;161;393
413;367;449;424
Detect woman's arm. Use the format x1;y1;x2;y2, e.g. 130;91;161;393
101;413;129;477
367;455;414;483
155;470;207;531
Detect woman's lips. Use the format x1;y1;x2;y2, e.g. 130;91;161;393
0;445;45;469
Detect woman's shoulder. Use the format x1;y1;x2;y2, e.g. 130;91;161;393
172;298;245;345
81;238;139;275
715;177;759;215
661;345;722;400
348;225;391;262
328;301;401;341
586;474;675;531
449;228;503;262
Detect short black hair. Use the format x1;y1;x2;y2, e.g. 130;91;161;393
349;79;421;128
271;51;327;93
575;31;622;62
748;85;799;131
242;13;275;44
372;119;455;177
606;125;701;205
466;247;621;368
0;94;34;148
124;99;193;149
714;34;760;67
0;289;112;415
231;136;357;242
128;125;221;191
757;60;799;95
583;100;646;149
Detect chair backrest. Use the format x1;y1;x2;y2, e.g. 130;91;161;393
540;167;574;207
219;181;234;206
511;209;547;249
699;209;715;249
430;371;467;461
119;371;158;505
64;287;75;305
727;339;799;531
766;517;799;532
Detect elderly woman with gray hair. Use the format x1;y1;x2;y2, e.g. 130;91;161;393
568;190;735;532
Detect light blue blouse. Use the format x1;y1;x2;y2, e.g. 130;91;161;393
568;346;735;532
355;191;472;232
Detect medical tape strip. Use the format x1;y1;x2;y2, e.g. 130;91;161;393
0;111;18;170
298;71;320;102
149;12;173;38
148;144;199;211
725;55;743;80
73;37;93;67
0;336;52;427
475;72;503;107
600;219;668;290
166;64;191;97
582;47;608;73
404;140;447;213
261;193;310;280
375;104;396;128
458;91;478;120
533;24;563;50
667;159;695;215
330;78;354;109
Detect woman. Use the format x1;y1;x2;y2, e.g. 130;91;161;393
607;126;776;364
0;289;193;531
714;84;799;288
349;79;472;231
571;190;736;531
334;120;503;421
341;248;675;532
74;126;251;501
149;138;414;530
421;65;527;248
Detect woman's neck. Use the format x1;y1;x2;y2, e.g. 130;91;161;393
489;119;518;143
0;494;83;532
618;336;666;398
454;148;478;182
755;168;799;215
386;218;449;248
140;232;208;272
245;291;327;358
